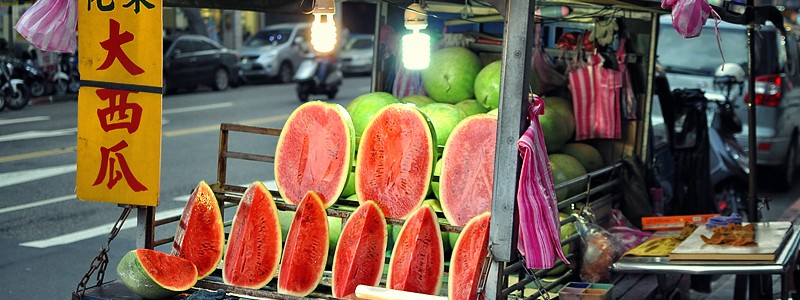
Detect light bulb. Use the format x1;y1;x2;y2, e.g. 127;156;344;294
311;0;337;53
403;3;430;70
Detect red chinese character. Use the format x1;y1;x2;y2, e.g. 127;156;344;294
93;140;148;192
97;19;144;75
96;89;142;133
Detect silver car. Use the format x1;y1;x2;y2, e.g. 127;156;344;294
339;34;374;75
658;15;800;189
239;23;310;83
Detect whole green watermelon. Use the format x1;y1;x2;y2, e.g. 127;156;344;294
422;47;482;104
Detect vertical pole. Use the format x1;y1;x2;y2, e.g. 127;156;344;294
371;2;387;92
746;10;758;224
136;206;155;249
486;0;535;298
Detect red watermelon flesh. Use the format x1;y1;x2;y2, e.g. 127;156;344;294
387;205;444;295
278;191;329;297
116;249;198;299
448;212;491;300
223;181;282;289
275;101;355;208
171;181;225;280
331;200;388;298
440;115;497;226
356;104;435;219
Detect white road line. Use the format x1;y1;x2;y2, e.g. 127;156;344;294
0;164;76;188
172;180;276;201
19;207;186;249
0;116;50;126
163;102;233;115
0;195;75;214
0;128;77;143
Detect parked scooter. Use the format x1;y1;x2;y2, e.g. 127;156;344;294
0;56;31;110
10;57;46;98
52;53;79;95
294;53;343;102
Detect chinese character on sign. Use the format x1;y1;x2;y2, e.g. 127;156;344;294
123;0;155;14
93;140;148;191
88;0;115;11
97;19;144;75
96;88;142;133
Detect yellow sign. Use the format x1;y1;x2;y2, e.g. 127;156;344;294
76;0;162;206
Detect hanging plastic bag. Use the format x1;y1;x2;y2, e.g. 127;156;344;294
576;215;623;283
516;94;569;270
531;24;567;94
16;0;78;53
567;34;622;140
662;0;713;38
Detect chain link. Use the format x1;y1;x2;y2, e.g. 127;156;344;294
74;207;132;299
520;255;551;300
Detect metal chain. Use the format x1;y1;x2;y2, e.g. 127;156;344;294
520;255;551;300
73;206;132;299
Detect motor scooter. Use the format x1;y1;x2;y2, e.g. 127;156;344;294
0;56;30;110
294;53;343;102
52;53;79;95
11;57;46;98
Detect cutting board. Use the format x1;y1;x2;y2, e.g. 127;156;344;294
669;222;793;261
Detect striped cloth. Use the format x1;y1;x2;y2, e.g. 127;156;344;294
15;0;77;53
517;95;569;269
568;51;622;140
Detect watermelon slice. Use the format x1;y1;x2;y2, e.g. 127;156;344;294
278;191;329;297
117;249;198;300
440;115;497;226
356;103;436;219
448;212;491;300
223;181;282;289
331;200;388;298
171;181;225;279
275;101;355;208
387;204;444;295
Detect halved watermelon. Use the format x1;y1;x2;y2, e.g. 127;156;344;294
331;200;388;298
171;181;224;279
117;249;198;300
448;212;491;300
275;101;355;208
223;181;282;289
278;191;329;297
356;103;436;219
387;204;444;295
440;115;497;226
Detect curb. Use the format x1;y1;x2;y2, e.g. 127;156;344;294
29;94;78;106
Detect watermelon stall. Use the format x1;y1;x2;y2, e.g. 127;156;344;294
72;0;673;299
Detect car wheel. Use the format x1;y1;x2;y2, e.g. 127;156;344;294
775;136;797;191
212;68;229;91
278;62;293;83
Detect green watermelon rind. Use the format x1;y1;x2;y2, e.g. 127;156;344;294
355;103;436;219
422;47;483;104
172;181;225;280
448;212;491;300
474;60;502;110
222;181;282;289
387;205;444;295
277;191;329;297
331;200;388;298
117;249;198;300
274;101;355;208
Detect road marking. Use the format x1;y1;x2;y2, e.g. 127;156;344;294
172;180;277;201
0;146;76;163
0;164;76;188
19;207;186;249
163;115;288;137
0;128;77;143
0;195;75;214
163;102;233;115
0;116;50;126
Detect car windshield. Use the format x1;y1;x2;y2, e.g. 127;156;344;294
658;27;747;76
245;29;293;47
343;37;372;51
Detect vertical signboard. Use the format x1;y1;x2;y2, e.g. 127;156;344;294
76;0;163;206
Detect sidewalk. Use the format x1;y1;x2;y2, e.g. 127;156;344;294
28;93;77;106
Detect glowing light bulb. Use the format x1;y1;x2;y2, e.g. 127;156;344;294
311;0;337;53
403;3;430;70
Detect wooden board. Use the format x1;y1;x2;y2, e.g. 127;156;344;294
669;222;793;261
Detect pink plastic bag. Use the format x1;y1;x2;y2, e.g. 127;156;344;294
662;0;713;38
15;0;77;53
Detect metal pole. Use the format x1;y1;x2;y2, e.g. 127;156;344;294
746;15;757;222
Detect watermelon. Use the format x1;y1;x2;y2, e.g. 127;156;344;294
387;205;444;295
422;47;482;104
546;96;575;141
455;99;490;116
275;101;355;208
550;161;571;201
355;103;436;219
540;107;570;152
346;92;400;137
419;103;467;148
474;60;502;110
430;159;443;200
331;201;388;298
561;142;605;172
448;212;491;300
440;115;497;226
171;181;224;280
117;249;198;300
550;154;588;199
341;170;356;198
487;108;498;116
548;213;577;277
402;94;436;107
278;191;329;297
223;181;282;289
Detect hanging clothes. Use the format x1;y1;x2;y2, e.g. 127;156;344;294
567;36;623;140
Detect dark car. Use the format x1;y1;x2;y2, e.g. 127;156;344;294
163;35;241;94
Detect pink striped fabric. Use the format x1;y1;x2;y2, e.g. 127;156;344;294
662;0;712;38
568;51;622;140
15;0;77;53
517;95;569;269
